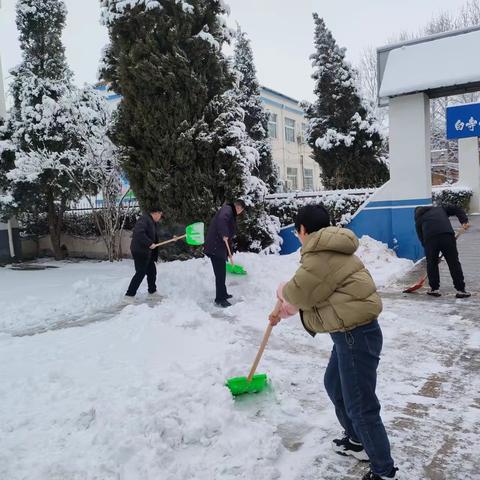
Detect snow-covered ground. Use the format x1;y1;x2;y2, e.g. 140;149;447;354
0;236;478;479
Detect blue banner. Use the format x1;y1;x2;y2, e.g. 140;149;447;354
446;103;480;139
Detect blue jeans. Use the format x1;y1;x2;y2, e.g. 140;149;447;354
324;320;394;477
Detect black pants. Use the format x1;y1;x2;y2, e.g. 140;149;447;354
208;255;228;302
425;233;465;291
126;254;157;297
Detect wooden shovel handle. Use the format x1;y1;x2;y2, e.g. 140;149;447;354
247;323;273;382
153;234;186;248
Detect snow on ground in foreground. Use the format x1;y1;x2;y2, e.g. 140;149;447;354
1;238;477;479
0;235;412;336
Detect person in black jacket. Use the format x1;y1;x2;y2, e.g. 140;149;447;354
415;205;470;298
124;207;163;303
204;200;246;308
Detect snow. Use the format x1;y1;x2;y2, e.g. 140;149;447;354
379;29;480;100
100;0;163;25
0;238;477;479
315;128;355;150
195;29;220;50
356;235;413;286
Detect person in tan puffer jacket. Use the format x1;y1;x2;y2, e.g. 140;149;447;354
269;204;398;480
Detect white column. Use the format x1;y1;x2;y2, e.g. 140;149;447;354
458;136;480;213
388;93;431;201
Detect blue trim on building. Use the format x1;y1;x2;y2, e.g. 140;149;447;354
279;200;427;261
279;226;301;255
260;96;304;116
95;84;108;91
106;94;122;101
365;198;432;208
260;86;301;105
347;206;424;260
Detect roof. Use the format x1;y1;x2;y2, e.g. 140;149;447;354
260;86;301;105
377;26;480;105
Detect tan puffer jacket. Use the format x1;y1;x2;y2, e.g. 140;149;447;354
283;226;382;334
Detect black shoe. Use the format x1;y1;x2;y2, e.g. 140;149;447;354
215;299;232;308
362;467;398;479
427;289;441;297
332;435;369;461
456;290;471;298
226;294;233;299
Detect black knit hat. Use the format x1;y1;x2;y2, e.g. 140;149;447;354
295;204;331;234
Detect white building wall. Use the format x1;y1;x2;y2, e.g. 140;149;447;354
260;86;321;192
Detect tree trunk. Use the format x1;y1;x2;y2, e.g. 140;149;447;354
47;192;65;260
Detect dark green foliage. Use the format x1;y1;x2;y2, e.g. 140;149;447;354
101;0;234;221
101;1;280;253
433;187;473;211
232;29;278;192
304;14;389;190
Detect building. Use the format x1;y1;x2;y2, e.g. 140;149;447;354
97;82;321;193
260;86;321;192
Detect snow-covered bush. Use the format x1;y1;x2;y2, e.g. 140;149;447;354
267;191;372;227
433;185;473;211
19;209;140;239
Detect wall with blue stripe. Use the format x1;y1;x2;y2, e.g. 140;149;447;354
278;198;431;261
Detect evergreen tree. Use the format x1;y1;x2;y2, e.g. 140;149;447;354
232;28;278;192
304;14;389;190
231;29;280;251
100;0;234;220
100;0;280;252
0;0;81;259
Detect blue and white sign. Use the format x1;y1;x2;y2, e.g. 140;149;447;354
446;103;480;139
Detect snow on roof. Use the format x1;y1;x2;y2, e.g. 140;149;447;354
378;27;480;104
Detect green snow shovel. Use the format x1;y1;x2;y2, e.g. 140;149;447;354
153;222;204;248
226;262;247;275
222;238;247;275
226;322;273;396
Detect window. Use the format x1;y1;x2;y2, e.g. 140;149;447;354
303;168;314;191
287;167;298;191
268;112;277;138
301;123;308;143
285;117;295;143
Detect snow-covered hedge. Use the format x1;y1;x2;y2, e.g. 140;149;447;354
433;185;473;211
267;185;474;229
266;190;374;227
19;209;203;261
19;210;139;239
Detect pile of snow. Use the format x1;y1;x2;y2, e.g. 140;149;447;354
0;238;422;479
356;235;414;287
0;237;411;336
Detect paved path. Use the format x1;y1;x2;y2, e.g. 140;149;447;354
389;214;480;297
372;214;480;480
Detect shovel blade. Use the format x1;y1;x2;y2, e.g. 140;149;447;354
185;222;204;246
226;263;247;275
226;373;268;396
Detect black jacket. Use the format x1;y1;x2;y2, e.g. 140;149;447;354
204;204;237;259
415;205;468;246
130;214;160;260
